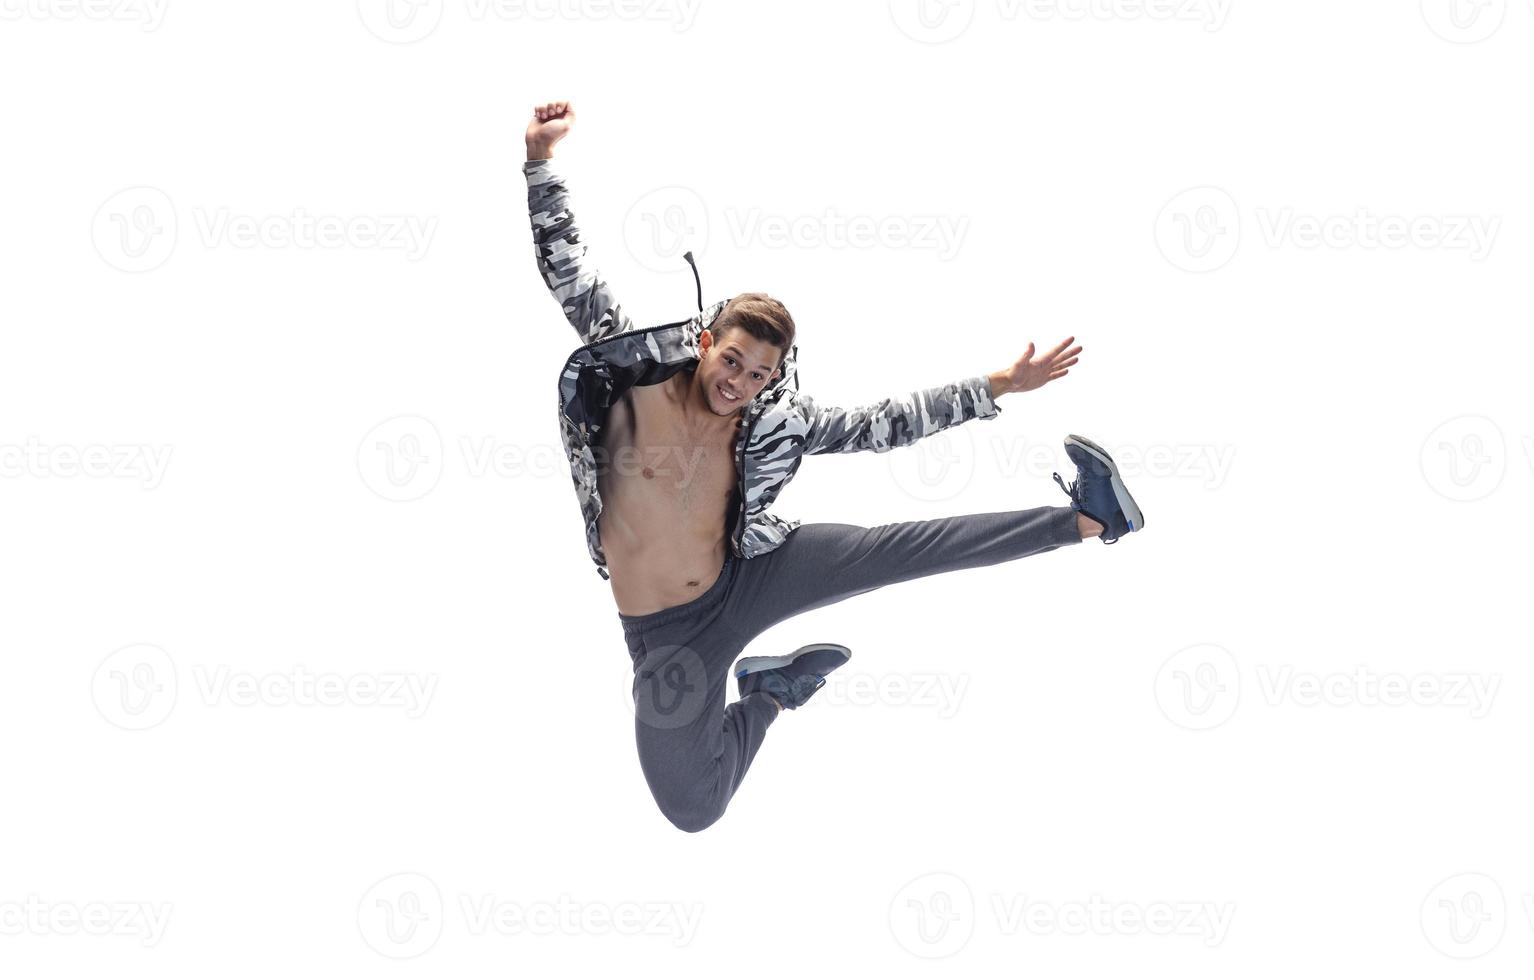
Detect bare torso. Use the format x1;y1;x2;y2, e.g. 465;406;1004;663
596;369;743;616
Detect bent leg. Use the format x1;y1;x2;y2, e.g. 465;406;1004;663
725;504;1083;641
622;576;781;833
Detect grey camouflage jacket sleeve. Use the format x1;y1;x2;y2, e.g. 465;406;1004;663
795;374;1003;455
523;158;635;345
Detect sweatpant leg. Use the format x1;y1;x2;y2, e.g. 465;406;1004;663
620;556;781;834
724;504;1083;641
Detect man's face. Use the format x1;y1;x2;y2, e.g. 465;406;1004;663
698;327;782;415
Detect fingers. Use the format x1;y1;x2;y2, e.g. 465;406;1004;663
1043;335;1075;359
533;101;573;121
1020;341;1035;363
1048;369;1069;381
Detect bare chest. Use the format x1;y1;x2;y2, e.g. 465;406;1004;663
598;382;741;517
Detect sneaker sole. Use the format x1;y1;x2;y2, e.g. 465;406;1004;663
1064;434;1145;533
734;643;852;679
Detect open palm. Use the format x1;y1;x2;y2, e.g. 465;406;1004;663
1006;336;1082;392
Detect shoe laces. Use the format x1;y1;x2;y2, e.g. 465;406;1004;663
1052;470;1079;505
1055;470;1119;545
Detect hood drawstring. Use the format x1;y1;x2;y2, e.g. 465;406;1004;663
683;250;703;314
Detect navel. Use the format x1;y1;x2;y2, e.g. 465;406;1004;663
642;466;655;479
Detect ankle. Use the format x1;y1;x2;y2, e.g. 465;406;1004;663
1076;512;1103;539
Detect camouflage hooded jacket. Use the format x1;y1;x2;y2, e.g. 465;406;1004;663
524;158;1006;581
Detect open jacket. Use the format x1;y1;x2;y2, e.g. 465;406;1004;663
524;158;1006;580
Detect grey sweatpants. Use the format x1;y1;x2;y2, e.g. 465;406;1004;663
618;504;1083;833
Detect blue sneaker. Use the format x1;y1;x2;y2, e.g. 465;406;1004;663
1052;434;1145;544
734;643;851;709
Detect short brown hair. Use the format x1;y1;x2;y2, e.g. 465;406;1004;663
711;292;795;371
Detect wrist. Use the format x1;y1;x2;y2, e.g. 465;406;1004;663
987;370;1011;399
525;140;555;161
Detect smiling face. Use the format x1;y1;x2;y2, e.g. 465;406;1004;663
696;326;783;415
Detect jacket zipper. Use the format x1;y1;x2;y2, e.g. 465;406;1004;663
732;405;758;555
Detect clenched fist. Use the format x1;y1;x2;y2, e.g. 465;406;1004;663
526;101;574;160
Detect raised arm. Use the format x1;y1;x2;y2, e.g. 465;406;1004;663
524;101;635;345
797;337;1082;455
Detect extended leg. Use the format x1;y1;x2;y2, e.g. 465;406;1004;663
724;504;1085;641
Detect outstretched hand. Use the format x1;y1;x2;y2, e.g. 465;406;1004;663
526;101;574;158
999;336;1082;394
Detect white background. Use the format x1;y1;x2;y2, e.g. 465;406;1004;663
3;0;1532;975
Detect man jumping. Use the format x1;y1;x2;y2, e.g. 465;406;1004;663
524;101;1145;833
